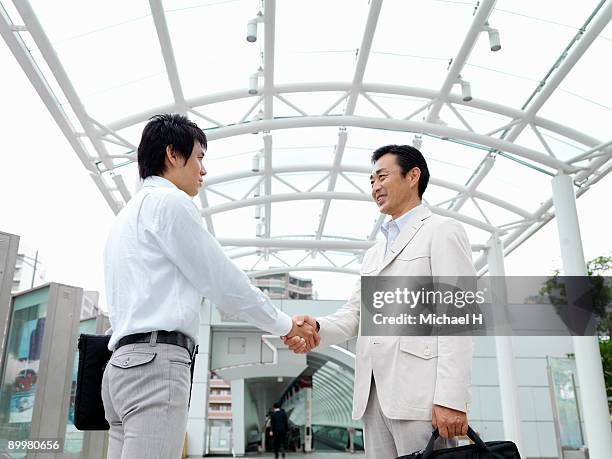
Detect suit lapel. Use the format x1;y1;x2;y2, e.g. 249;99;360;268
377;206;432;274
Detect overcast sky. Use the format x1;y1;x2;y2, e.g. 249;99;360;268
1;8;610;312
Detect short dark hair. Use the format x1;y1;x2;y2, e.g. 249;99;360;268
371;144;430;198
137;113;207;180
273;402;281;409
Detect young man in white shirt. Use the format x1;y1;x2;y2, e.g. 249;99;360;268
101;114;318;459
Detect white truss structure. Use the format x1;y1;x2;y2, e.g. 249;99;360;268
1;0;611;276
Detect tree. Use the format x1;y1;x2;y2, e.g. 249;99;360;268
540;255;612;409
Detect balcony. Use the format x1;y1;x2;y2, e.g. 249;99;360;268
209;379;230;388
209;394;232;403
208;411;232;420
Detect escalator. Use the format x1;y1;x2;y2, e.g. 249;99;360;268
311;425;364;452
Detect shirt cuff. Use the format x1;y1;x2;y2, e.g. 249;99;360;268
270;310;293;337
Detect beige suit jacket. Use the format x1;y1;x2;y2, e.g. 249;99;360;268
317;205;476;421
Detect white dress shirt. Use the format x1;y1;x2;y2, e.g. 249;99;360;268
380;203;423;257
104;175;293;351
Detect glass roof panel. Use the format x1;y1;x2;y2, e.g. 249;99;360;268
542;31;612;142
478;154;551;215
165;0;257;99
366;0;474;89
3;0;610;281
271;127;338;168
275;0;369;84
539;91;611;143
464;5;583;109
324;201;378;240
31;0;172;123
270;200;324;237
278;92;348;117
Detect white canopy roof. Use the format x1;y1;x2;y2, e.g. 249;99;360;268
1;0;610;276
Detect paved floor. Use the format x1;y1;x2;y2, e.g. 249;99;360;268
199;452;364;458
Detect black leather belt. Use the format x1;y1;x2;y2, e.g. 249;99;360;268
116;330;196;357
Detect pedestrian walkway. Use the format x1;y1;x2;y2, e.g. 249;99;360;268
201;452;364;458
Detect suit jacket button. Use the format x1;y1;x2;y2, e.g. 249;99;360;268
423;348;431;356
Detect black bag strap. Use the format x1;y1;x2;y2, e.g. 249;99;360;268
422;426;489;459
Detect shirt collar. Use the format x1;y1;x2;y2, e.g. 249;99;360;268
381;203;424;240
142;175;178;189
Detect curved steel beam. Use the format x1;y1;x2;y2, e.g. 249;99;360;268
220;238;373;250
203;116;575;172
247;266;360;277
228;247;363;259
204;192;498;233
223;239;485;254
426;0;497;122
106;82;603;150
203;164;531;218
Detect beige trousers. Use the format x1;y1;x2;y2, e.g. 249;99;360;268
101;341;192;459
362;377;456;459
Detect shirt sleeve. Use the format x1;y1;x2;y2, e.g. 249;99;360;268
149;191;293;337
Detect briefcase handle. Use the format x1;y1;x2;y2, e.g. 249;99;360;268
422;426;489;458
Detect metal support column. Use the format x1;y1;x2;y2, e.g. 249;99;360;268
187;300;212;456
231;378;246;456
29;283;83;459
0;231;19;372
551;173;612;458
486;235;524;456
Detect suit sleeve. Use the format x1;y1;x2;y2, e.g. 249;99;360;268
431;219;475;413
316;278;361;347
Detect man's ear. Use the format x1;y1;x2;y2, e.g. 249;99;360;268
410;167;421;187
165;145;177;168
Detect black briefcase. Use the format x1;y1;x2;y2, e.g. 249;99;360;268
398;426;520;459
74;334;112;431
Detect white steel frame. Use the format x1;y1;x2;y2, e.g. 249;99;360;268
2;0;611;274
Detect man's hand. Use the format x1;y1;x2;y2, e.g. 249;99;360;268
432;404;467;439
282;315;320;353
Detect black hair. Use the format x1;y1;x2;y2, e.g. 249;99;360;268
137;113;207;180
371;144;430;198
273;402;281;409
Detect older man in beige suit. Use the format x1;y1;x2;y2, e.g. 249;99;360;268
284;144;475;458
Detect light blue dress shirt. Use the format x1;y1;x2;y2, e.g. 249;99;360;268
380;204;423;257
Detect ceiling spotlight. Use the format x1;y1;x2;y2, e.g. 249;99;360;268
251;154;260;172
248;67;263;95
484;22;501;52
412;134;423;150
461;80;472;102
246;12;264;43
249;73;259;95
255;205;262;219
251;109;263;134
457;75;472;102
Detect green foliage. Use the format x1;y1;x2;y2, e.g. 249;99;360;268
600;338;612;407
539;256;612;337
540;255;612;409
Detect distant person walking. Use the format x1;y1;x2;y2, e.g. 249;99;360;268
270;402;289;459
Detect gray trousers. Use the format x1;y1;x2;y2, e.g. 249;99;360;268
362;378;455;459
101;339;192;459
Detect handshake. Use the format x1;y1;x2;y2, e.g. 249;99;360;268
281;315;320;354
